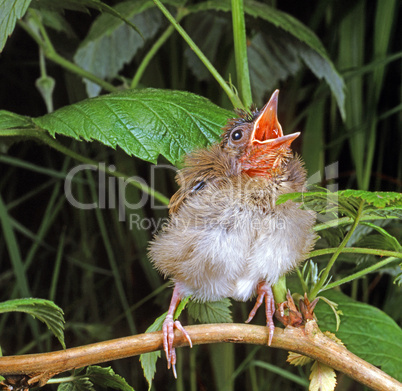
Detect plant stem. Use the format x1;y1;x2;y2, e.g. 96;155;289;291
314;214;400;232
231;0;252;108
131;10;187;88
18;17;117;94
35;132;169;206
314;216;354;231
47;376;77;384
296;268;309;293
48;51;118;93
309;201;365;299
152;0;245;110
321;257;399;292
307;247;402;260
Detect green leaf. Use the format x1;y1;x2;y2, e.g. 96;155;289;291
188;298;232;324
0;0;32;52
341;190;402;208
139;313;163;390
347;219;402;256
31;0;90;13
140;350;160;391
348;219;389;246
358;223;401;252
58;377;94;391
247;32;300;104
277;189;402;219
315;290;402;381
361;206;402;221
32;89;232;164
33;0;144;35
139;312;165;389
87;0;144;37
297;44;345;120
188;1;326;58
243;1;327;59
248;27;345;117
86;366;133;391
38;9;76;37
0;298;65;348
57;366;133;391
73;1;161;97
175;295;190;319
276;190;340;218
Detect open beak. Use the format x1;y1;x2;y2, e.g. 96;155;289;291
251;90;300;148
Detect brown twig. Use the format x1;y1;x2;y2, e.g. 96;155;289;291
0;322;400;391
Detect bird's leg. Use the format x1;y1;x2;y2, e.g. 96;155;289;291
163;284;192;378
245;281;276;345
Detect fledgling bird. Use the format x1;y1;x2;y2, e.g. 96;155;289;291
149;90;317;376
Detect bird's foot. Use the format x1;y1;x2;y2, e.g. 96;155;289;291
245;282;276;345
275;290;319;327
162;314;192;378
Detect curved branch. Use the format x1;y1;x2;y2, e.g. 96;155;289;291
0;322;400;391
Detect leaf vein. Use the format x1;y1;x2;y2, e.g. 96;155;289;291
100;101;152;158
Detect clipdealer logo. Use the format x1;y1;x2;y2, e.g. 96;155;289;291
64;163;176;225
64;161;340;230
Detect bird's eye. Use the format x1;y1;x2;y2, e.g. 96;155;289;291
231;129;243;141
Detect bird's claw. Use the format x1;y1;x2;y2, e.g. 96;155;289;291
246;282;276;345
162;315;192;378
275;290;319;327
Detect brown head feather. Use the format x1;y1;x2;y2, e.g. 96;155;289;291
169;145;239;214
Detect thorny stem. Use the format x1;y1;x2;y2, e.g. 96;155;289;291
0;323;400;391
309;201;365;299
